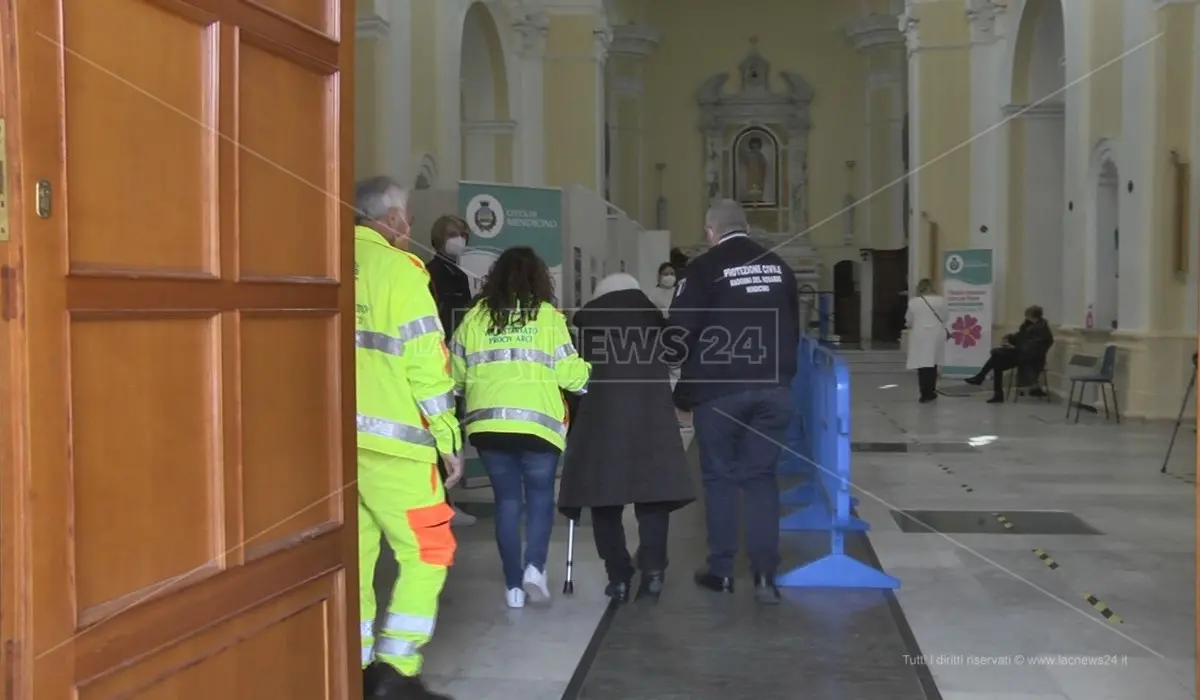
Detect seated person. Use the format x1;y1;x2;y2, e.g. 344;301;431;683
965;305;1054;403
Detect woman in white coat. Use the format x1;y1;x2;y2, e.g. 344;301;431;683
905;278;948;403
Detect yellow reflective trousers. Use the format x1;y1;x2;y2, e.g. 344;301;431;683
358;448;456;675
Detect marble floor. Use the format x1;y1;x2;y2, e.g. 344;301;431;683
847;350;1196;700
372;349;1196;700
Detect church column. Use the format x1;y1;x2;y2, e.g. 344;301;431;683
510;10;548;186
844;14;906;251
607;24;660;220
965;0;1007;319
1118;0;1158;332
542;12;609;191
354;1;391;179
900;6;922;292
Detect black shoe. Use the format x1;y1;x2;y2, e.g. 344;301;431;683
605;580;631;603
753;573;781;605
919;394;937;403
986;394;1004;404
965;375;985;386
370;663;453;699
635;571;664;602
1029;388;1047;398
693;568;734;593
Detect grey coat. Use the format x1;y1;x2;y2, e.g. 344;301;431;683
558;289;696;517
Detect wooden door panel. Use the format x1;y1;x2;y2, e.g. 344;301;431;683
10;0;357;697
64;0;218;276
77;577;337;699
238;38;336;281
69;316;220;623
241;0;339;41
239;312;341;556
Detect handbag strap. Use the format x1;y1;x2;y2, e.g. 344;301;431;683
919;295;947;327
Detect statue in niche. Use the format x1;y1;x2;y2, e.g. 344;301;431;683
734;129;777;206
704;140;721;201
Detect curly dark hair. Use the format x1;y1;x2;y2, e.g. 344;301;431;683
474;246;556;334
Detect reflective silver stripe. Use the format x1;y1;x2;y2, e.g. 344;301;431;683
397;315;442;341
357;414;436;446
464;407;567;437
553;343;578;360
375;636;417;658
571;382;589;396
361;646;374;665
355;330;404;356
464;347;557;368
360;620;374;638
450;340;466;359
382;612;437;637
418;391;455;417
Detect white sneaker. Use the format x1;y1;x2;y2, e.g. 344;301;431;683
450;505;476;527
522;564;551;603
506;587;526;608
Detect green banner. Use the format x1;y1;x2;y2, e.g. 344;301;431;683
458;182;564;301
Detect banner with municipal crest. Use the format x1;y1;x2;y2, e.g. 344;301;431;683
457;182;564;486
458;182;564;303
941;249;994;377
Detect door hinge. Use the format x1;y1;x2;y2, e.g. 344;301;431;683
0;266;16;321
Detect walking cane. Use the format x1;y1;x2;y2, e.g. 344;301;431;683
563;517;576;595
1161;352;1197;473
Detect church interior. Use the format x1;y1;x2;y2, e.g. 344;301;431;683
344;1;1200;698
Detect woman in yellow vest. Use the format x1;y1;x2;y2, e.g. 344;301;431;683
451;247;590;608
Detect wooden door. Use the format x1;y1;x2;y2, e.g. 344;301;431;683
871;248;907;341
3;0;358;698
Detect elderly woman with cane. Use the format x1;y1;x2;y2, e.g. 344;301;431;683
558;273;695;603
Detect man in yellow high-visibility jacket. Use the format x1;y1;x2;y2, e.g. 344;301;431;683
355;175;460;700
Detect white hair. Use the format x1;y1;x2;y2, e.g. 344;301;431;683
354;175;408;223
592;273;643;300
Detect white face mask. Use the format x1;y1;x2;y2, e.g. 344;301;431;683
660;274;676;288
444;236;466;258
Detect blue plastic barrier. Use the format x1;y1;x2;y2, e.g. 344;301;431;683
776;337;900;589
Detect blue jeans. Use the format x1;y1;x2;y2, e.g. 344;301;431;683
478;449;559;589
693;387;792;578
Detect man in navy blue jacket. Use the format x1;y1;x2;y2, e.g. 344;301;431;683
666;199;799;604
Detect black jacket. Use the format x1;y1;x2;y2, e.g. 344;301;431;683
1010;318;1054;366
665;233;799;410
558;289;695;516
426;255;472;338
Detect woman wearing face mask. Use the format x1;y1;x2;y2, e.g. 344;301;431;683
647;262;677;313
427;215;477;527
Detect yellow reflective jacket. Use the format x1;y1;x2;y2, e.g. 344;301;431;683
451;301;590;451
355;225;461;461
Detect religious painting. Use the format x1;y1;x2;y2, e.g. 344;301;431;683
732;127;779;208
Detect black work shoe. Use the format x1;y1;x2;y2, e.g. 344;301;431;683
635;571;665;602
753;573;781;605
370;663;454;699
965;375;985;386
693;568;734;593
605;580;631;603
986;394;1004;404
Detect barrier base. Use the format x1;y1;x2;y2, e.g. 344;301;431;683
779;502;870;532
777;554;901;590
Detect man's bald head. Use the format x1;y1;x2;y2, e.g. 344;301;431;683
704;199;749;245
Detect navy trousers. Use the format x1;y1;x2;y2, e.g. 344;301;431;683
692;386;793;578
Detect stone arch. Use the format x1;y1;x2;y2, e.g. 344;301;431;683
459;2;512;182
1005;0;1066;323
1085;138;1120;330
